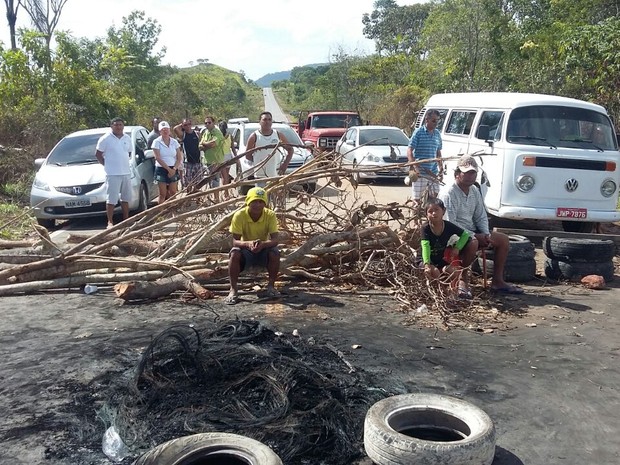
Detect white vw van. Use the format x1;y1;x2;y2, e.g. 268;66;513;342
415;92;620;232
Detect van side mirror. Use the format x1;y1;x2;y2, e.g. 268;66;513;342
476;125;490;141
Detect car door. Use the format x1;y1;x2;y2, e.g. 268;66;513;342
338;128;357;163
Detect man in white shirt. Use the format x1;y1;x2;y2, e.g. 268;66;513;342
95;117;132;229
244;111;293;187
441;155;524;294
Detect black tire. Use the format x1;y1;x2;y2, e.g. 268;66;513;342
562;221;595;233
137;182;149;212
484;235;535;262
544;258;615;282
36;218;55;229
542;237;616;262
132;432;283;465
352;161;368;184
474;257;536;282
364;393;496;465
302;182;316;194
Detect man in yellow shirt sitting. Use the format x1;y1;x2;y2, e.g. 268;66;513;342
225;187;281;304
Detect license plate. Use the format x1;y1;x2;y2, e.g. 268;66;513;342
65;199;91;208
556;207;587;219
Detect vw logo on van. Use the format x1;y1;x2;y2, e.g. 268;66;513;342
565;178;578;192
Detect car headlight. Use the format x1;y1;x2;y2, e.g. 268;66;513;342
318;138;328;148
516;174;535;192
33;177;50;191
365;154;382;163
601;179;616;197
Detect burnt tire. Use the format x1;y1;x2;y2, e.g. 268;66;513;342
364;393;495;465
544;258;615;282
132;432;283;465
473;257;536;283
542;237;616;263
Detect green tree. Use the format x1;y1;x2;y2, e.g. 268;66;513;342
362;0;432;56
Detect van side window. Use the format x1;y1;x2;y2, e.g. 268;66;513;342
415;108;448;131
445;111;477;135
478;111;504;140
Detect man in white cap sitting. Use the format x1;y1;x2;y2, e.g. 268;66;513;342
225;187;282;304
440;155;524;294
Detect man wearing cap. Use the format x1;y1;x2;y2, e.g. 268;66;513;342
407;109;444;203
441;155;524;294
225;187;281;304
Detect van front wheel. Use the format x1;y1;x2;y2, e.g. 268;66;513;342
562;221;594;233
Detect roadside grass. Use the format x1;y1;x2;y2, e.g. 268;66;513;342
0;176;35;240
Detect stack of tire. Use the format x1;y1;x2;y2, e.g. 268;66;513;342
543;237;616;282
472;234;537;282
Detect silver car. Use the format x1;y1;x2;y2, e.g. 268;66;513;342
30;126;157;228
335;125;410;183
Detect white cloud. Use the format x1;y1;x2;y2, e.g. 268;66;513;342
1;0;410;80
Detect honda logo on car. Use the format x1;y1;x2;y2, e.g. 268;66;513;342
72;186;82;195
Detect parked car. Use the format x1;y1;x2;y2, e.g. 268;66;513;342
30;126;157;228
232;122;316;193
335;125;410;183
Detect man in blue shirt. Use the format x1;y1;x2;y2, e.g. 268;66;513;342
407;109;444;204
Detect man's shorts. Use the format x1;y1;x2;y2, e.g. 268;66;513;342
412;176;440;201
106;174;132;205
155;166;180;184
184;162;203;187
230;246;280;272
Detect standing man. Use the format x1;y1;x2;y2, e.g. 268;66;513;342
244;111;293;187
146;117;161;149
95;117;132;229
174;118;202;191
199;116;225;188
225;187;281;305
407;109;444;203
441;156;524;294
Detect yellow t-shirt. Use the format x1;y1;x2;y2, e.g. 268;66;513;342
230;207;278;241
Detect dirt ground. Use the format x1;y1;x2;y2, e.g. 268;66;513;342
1;238;620;465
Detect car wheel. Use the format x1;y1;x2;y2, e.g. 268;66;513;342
36;218;55;229
544;258;615;282
562;220;595;233
364;393;496;465
302;182;316;194
133;432;283;465
542;237;616;262
352;161;367;184
137;182;149;212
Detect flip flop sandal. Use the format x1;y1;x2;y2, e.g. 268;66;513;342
457;287;473;300
224;294;239;305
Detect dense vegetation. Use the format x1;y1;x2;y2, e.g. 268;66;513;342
274;0;620;131
1;0;619;208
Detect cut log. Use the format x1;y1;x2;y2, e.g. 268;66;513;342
114;267;228;301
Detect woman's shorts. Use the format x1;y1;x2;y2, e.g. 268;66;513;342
155;166;180;184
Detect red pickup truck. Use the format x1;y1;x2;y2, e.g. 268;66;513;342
292;111;363;152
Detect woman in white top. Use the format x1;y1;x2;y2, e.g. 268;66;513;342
152;121;183;205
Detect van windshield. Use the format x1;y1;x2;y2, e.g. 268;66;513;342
506;105;616;151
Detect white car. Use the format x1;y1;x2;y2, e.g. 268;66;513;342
30;126;158;228
232;122;316;193
335;125;410;183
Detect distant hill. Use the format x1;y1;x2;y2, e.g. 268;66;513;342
255;63;328;88
255;71;291;88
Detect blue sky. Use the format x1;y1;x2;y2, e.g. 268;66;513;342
1;0;410;81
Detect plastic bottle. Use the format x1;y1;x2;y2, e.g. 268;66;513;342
84;284;98;294
102;426;130;462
